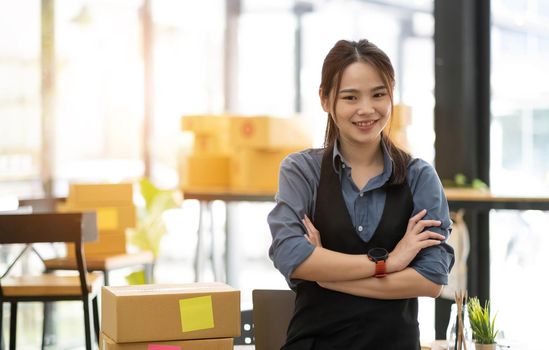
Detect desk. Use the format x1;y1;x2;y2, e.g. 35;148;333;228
437;188;549;338
184;188;549;288
184;190;275;286
444;188;549;211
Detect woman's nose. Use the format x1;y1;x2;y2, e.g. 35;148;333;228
357;100;375;115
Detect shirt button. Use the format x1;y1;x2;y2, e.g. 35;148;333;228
342;164;346;168
359;192;364;197
357;225;363;232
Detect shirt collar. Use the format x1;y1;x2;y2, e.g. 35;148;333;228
331;139;394;185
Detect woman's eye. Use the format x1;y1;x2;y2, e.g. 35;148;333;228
342;95;356;100
373;92;387;98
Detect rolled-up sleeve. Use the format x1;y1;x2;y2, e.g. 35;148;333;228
408;159;455;285
268;151;320;287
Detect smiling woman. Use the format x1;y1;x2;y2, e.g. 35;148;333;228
322;61;392;152
268;39;454;349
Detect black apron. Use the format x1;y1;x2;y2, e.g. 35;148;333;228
282;146;419;350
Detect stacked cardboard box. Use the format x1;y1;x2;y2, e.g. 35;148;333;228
59;183;136;256
180;115;232;189
228;116;309;192
101;282;240;349
179;114;312;193
385;104;412;152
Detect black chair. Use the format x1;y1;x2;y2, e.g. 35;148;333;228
234;309;255;345
0;212;102;350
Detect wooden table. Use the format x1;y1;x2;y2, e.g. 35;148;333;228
183;189;275;286
444;188;549;211
183;188;549;288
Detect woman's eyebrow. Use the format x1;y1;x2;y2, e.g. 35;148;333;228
339;88;359;94
371;85;387;92
339;85;386;94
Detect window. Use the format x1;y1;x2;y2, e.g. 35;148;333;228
490;1;549;347
0;0;41;197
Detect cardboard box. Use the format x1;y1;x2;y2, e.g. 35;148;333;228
101;283;240;343
192;134;231;155
67;183;133;207
67;229;127;257
181;115;231;136
230;148;297;193
385;104;412;151
179;154;231;190
58;204;137;230
391;104;412;129
100;333;233;350
229;116;311;150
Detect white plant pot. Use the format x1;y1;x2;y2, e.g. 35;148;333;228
474;343;496;350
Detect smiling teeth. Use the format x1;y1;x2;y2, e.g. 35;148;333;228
355;120;375;126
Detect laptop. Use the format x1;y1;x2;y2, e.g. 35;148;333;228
252;289;296;350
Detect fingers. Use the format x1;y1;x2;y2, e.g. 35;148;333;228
418;238;444;249
407;210;444;234
411;219;442;235
302;215;321;247
417;231;446;242
407;209;427;231
302;215;315;234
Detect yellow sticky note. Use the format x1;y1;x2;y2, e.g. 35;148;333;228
179;295;214;332
97;208;118;230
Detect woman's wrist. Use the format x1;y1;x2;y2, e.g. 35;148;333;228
386;254;403;274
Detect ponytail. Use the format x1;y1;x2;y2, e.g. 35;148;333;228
381;133;410;185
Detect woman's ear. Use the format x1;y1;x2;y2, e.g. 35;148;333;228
319;89;329;112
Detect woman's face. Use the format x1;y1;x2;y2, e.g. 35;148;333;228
322;61;391;149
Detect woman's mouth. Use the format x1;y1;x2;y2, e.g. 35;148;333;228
353;120;377;129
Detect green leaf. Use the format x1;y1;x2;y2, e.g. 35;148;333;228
454;173;467;186
125;270;146;285
127;177;181;259
467;297;498;344
472;179;488;189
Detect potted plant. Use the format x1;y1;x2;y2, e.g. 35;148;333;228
126;177;181;284
467;297;499;350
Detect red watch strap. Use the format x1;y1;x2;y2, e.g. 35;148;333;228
375;260;387;278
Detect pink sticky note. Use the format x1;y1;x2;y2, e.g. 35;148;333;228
147;345;181;350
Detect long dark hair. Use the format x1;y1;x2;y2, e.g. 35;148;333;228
320;39;410;185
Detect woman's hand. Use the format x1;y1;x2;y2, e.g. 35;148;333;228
387;209;445;273
302;215;322;248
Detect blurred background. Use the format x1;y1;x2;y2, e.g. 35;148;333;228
1;0;549;349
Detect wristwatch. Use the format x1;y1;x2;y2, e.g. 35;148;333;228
367;247;389;278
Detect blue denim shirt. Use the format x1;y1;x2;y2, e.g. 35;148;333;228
267;141;455;288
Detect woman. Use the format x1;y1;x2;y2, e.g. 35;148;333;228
267;39;455;349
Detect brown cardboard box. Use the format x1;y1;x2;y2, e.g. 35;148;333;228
229;116;311;150
101;283;240;343
100;333;233;350
391;104;412;129
58;204;137;231
179;154;231;190
181;115;231;136
385;104;412;151
67;183;133;207
230;148;298;193
192;134;232;155
67;229;127;257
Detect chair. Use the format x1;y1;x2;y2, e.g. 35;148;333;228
19;197;153;348
0;212;102;350
234;309;255;345
18;198;154;285
252;289;296;350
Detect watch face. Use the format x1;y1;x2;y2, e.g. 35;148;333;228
368;247;389;261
